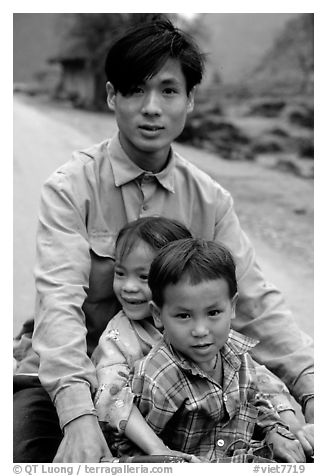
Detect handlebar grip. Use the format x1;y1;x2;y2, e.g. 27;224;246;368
118;455;188;463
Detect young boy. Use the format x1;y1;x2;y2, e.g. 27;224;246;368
14;16;313;463
118;239;307;462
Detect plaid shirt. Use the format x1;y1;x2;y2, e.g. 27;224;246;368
120;330;284;460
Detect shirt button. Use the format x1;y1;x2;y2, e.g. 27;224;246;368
217;439;225;447
142;204;149;211
223;395;228;402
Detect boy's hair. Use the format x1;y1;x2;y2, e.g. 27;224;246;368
115;216;192;261
149;238;237;306
105;17;204;95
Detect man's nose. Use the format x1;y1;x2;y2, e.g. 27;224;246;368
141;91;162;115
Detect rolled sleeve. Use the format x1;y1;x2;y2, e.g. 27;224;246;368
54;382;97;429
293;372;314;410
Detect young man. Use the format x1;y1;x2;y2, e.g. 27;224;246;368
13;17;313;463
118;239;308;462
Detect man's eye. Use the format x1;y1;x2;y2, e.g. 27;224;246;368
163;88;177;95
130;86;144;95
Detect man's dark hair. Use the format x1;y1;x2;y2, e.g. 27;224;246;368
148;238;238;307
105;17;204;95
115;216;192;262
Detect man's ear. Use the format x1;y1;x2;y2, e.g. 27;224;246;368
149;301;163;329
106;82;116;112
186;87;195;114
231;292;239;320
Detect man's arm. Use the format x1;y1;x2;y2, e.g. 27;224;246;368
32;169;102;459
212;189;313;407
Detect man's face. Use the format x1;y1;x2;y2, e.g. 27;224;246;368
107;58;194;173
151;278;237;373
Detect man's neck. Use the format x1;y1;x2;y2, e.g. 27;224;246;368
118;133;171;173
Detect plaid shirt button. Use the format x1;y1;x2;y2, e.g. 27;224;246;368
217;439;225;447
223;395;228;402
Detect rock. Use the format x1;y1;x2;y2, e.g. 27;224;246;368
283;103;314;128
251;134;285;154
244;99;287;117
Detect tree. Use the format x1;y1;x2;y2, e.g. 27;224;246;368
56;13;174;108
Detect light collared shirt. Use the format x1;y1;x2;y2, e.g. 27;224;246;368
16;133;313;429
115;330;285;460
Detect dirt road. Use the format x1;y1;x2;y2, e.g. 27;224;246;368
13;95;313;338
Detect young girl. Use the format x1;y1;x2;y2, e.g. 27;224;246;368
91;216;193;457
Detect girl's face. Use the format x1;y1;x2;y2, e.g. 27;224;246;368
113;240;155;320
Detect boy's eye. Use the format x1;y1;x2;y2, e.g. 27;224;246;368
208;310;222;317
176;313;190;320
139;274;149;281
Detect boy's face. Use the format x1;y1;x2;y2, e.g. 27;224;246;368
113;240;155;320
151;278;237;373
106;58;194;173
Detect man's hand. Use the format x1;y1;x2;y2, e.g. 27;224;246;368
295;423;314;458
304;398;314;423
53;414;113;463
265;431;306;463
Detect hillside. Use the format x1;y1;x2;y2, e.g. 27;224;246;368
197;13;300;84
246;13;313;96
178;13;314;178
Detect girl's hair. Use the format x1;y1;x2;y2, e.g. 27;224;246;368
115;217;192;261
105;17;205;95
148;238;238;307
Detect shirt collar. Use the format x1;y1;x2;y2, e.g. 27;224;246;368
222;330;258;369
108;132;175;193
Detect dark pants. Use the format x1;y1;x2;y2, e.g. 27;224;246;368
13;375;62;462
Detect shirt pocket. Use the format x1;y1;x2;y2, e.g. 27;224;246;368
238;401;259;422
235;401;259;440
